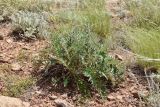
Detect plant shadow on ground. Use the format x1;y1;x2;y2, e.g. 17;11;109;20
33;62;119;98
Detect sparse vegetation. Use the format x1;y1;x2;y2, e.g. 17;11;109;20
0;73;34;97
124;0;160;70
124;0;160;106
43;0;123;97
0;0;55;12
1;0;160;106
124;0;160;29
51;0;110;38
124;27;160;69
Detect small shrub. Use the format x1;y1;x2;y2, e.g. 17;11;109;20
51;27;124;96
11;11;50;41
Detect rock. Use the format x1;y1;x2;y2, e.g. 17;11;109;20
107;95;115;101
119;84;125;88
0;34;3;40
128;104;133;107
0;81;4;91
72;96;77;101
11;63;22;71
0;54;9;63
35;90;45;96
139;91;149;98
22;46;30;50
0;59;8;63
116;95;123;102
88;101;95;106
0;16;4;21
6;39;13;43
0;96;30;107
49;95;58;100
55;99;74;107
115;54;123;61
131;91;139;98
129;86;136;92
61;94;68;99
105;101;115;106
55;99;68;107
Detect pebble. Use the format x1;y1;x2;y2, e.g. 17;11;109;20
49;95;58;100
107;95;115;101
11;63;22;71
61;94;68;99
35;90;45;96
116;95;123;102
0;34;3;40
131;91;139;99
6;39;13;43
54;99;69;107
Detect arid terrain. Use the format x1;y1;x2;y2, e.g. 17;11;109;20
0;0;160;107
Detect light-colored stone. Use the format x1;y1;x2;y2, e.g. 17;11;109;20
116;95;123;102
35;90;45;96
55;99;68;107
6;39;13;43
55;99;74;107
131;91;139;98
11;63;22;71
0;96;30;107
61;93;68;99
107;95;115;101
115;54;123;61
0;34;3;40
49;95;58;100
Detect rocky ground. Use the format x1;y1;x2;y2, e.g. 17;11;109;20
0;0;150;107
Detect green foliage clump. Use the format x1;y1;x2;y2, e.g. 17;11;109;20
45;0;116;96
51;27;124;96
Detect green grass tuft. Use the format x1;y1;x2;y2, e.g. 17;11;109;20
124;27;160;69
1;74;35;97
125;0;160;29
51;0;110;38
